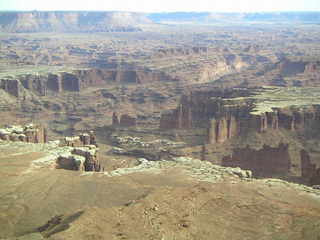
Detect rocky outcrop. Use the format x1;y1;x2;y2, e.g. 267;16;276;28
57;131;101;171
0;11;148;33
57;152;86;171
63;131;97;147
160;89;252;131
160;89;320;142
160;102;193;129
160;88;320;183
72;146;101;171
56;145;101;172
160;92;219;130
208;116;238;144
111;135;186;161
0;123;47;143
210;57;320;88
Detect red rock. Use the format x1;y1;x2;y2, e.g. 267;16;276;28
222;144;291;177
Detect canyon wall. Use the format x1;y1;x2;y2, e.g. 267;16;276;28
0;68;178;97
222;144;291;177
160;89;320;142
160;89;320;184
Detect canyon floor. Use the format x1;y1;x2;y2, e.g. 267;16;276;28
1;11;320;240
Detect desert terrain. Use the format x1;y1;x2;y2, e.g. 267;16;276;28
0;11;320;239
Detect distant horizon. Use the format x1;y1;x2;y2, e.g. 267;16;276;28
1;0;319;13
1;10;320;14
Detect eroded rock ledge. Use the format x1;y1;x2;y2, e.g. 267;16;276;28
159;88;320;184
0;126;102;172
0;68;178;98
0;123;47;143
56;132;102;172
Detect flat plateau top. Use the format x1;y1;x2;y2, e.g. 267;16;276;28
223;86;320;115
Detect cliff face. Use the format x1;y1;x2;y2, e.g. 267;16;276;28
160;89;320;184
211;58;320;89
222;144;291;177
160;89;320;141
0;11;149;33
207;107;320;144
160;89;253;130
0;68;177;97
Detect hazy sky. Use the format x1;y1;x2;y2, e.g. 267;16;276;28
1;0;320;12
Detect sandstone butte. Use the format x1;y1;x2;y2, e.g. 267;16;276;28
1;10;320;240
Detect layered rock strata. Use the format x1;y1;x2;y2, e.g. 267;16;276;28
159;88;320;183
56;132;101;172
63;132;97;147
56;145;101;172
160;89;320;142
0;68;178;97
0;123;47;143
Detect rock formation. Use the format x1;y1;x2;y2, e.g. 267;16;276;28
159;88;320;183
56;145;101;172
63;132;97;147
0;123;47;143
0;68;179;97
160;89;320;140
222;144;291;177
57;132;101;172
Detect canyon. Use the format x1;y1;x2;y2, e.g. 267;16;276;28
159;88;320;185
1;11;320;240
